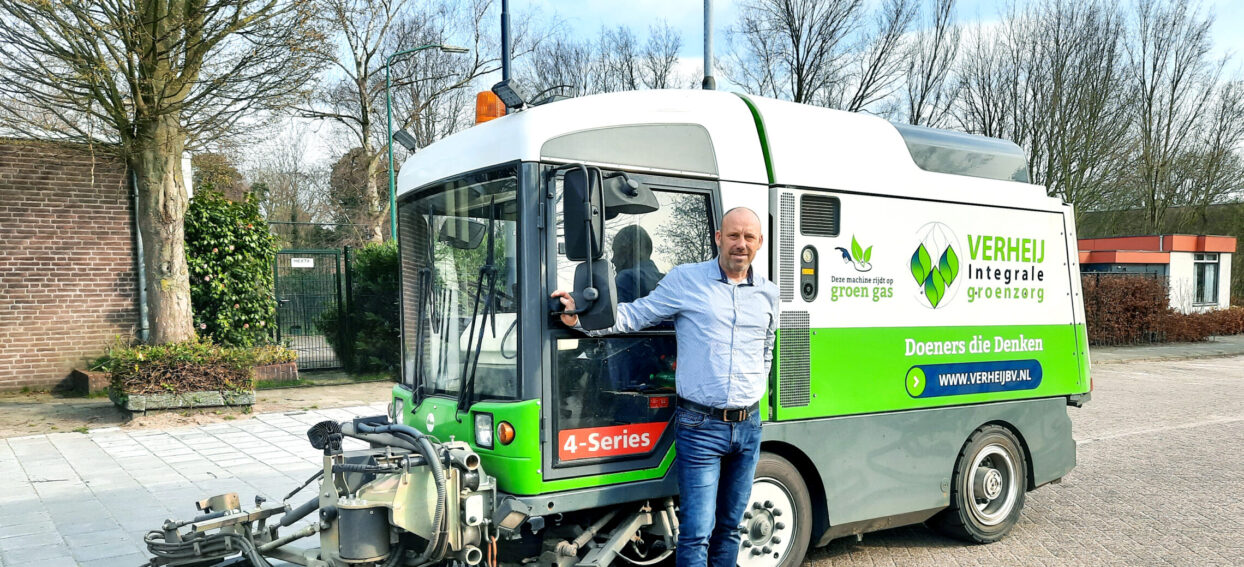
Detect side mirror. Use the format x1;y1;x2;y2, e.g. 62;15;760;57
437;217;487;249
564;167;604;261
602;173;659;219
573;259;617;330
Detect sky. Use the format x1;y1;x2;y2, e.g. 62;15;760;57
529;0;1244;74
282;0;1244;169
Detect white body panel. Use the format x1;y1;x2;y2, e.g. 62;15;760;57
774;188;1076;329
396;90;768;194
749;97;1057;212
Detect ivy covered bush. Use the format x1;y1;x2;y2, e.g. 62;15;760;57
185;190;279;347
316;241;400;373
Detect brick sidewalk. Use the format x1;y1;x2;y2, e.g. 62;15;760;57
0;403;385;566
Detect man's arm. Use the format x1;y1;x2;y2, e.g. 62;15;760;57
551;269;683;334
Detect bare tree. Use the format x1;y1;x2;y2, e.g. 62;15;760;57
902;0;960;126
1125;0;1229;231
726;0;867;103
824;0;917;112
600;26;642;92
527;36;596;98
300;0;543;243
725;0;913;111
643;22;683;89
0;0;324;343
954;0;1131;213
523;23;689;98
246;123;333;247
328;146;390;245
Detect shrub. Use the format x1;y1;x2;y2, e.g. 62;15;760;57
185;190;279;347
1083;273;1244;345
316;241;399;373
100;339;297;396
1161;306;1244;342
1082;274;1169;345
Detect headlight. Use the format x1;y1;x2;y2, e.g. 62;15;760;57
474;413;494;449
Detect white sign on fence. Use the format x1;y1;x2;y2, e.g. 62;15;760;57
291;258;315;269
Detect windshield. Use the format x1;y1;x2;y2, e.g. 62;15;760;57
398;166;520;400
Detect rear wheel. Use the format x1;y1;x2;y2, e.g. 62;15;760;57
933;425;1027;543
737;453;811;567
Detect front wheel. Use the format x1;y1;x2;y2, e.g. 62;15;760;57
737;453;811;567
933;425;1027;543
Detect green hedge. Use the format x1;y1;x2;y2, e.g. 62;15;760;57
316;241;400;373
185;190;279;347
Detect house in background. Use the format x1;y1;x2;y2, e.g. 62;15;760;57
1078;235;1235;313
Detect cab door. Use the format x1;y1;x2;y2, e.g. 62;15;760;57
542;168;720;480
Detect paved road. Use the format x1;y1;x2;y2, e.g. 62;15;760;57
806;356;1244;566
1;356;1242;566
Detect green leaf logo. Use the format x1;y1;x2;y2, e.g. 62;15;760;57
939;246;959;286
910;244;931;286
924;267;946;307
863;245;873;263
851;236;864;262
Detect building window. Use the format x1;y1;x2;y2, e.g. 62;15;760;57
1194;253;1219;305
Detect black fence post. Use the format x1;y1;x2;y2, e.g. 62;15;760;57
343;246;355;372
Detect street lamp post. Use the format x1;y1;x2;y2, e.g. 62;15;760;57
385;44;469;240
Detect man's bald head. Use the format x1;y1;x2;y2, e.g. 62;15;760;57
722;207;762;229
716;207;764;280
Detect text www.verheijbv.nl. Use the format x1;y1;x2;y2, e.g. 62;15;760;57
938;368;1033;387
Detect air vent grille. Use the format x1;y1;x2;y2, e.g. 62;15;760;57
778;311;811;408
800;195;840;237
779;193;795;302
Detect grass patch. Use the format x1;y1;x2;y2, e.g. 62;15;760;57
72;426;89;434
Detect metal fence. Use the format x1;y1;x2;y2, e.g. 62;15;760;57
274;250;343;369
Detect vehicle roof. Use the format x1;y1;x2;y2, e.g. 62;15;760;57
397;89;1060;212
395;89;767;195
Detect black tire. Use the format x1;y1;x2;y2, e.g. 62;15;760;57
933;425;1027;543
738;452;812;567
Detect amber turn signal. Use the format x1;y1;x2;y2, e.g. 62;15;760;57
476;91;506;124
497;421;516;445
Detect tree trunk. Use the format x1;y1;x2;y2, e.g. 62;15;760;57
130;113;195;344
365;147;386;243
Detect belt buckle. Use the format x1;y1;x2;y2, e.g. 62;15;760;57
722;408;746;422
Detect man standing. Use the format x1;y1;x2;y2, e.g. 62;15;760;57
552;207;779;567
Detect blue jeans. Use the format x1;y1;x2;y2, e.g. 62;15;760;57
674;407;763;567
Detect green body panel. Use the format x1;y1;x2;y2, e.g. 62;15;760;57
1075;322;1091;386
774;323;1088;421
735;94;776;184
391;387;676;496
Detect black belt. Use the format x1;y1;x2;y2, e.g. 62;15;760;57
677;398;759;423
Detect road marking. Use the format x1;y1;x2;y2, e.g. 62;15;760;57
1079;415;1244;445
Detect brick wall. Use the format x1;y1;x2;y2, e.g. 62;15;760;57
0;139;139;391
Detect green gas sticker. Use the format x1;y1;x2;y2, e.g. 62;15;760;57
905;367;926;397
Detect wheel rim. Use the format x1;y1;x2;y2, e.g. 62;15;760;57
736;478;796;567
966;443;1018;526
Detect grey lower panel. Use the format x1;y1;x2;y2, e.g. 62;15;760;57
512;469;679;516
762;397;1075;543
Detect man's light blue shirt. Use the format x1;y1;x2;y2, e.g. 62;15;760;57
583;258;779;408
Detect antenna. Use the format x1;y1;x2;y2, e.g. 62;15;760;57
501;0;511;83
702;0;715;90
